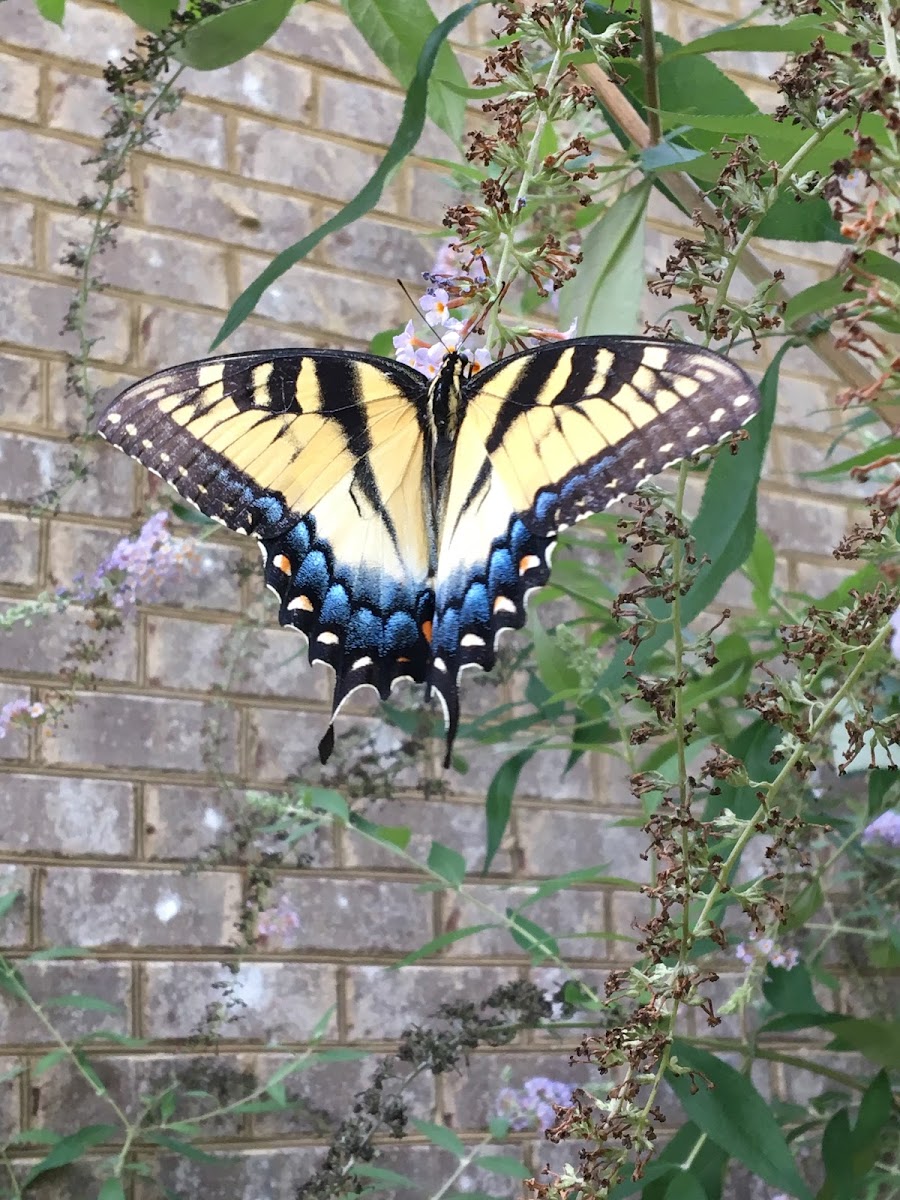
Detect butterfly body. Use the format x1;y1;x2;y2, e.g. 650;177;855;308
98;336;760;766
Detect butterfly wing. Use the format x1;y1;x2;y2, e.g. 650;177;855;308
428;336;760;760
97;349;436;761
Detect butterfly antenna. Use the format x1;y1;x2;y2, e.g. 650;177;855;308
397;278;452;353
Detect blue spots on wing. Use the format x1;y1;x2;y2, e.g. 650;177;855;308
248;493;287;533
284;521;311;557
461;582;489;627
386;611;420;654
347;607;383;652
535;491;557;523
488;547;516;595
321;583;351;627
296;549;329;598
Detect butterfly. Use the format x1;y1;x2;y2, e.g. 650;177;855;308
97;336;760;767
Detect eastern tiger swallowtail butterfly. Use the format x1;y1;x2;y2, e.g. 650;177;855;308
97;337;759;766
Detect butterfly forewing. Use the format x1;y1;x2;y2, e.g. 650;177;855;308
97;349;437;759
425;337;759;754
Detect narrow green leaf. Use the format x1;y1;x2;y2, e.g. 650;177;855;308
342;0;469;140
32;1048;69;1077
352;816;411;851
483;749;533;873
780;879;824;931
115;0;172;32
662;1173;708;1200
763;963;825;1016
307;788;349;821
475;1154;530;1180
22;1125;119;1187
506;910;559;962
0;889;21;921
783;276;849;327
669;1041;812;1198
369;326;403;357
348;1163;415;1187
853;1070;892;1144
391;923;496;967
310;1004;337;1041
36;0;65;21
801;436;900;481
427;840;466;887
42;993;121;1014
98;1180;127;1200
143;1133;227;1164
212;0;481;347
530;614;581;696
557;180;650;337
640;140;707;171
515;865;617;909
175;0;294;70
26;946;89;960
411;1118;467;1158
826;1018;900;1069
821;1108;854;1196
745;529;775;611
663;16;853;59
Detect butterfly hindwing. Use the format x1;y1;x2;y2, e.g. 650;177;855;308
426;336;759;755
97;349;436;758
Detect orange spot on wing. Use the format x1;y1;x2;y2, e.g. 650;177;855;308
519;554;541;574
396;656;411;664
272;553;292;575
421;620;433;644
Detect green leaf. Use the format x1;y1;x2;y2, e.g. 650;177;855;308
802;436;900;481
853;1070;892;1144
410;1118;467;1158
143;1133;226;1164
391;923;496;967
783;276;850;327
176;0;294;70
475;1154;530;1180
98;1181;128;1200
22;1125;119;1187
352;816;411;851
745;529;776;611
369;326;403;357
348;1163;414;1187
530;614;581;696
763;963;825;1016
780;879;824;932
664;16;853;58
42;993;121;1014
342;0;469;141
515;865;620;909
505;910;559;962
640;140;707;172
212;0;480;347
662;1174;708;1200
115;0;172;32
307;788;349;821
669;1041;812;1198
826;1018;900;1069
483;749;532;873
36;0;65;22
427;840;466;887
821;1108;854;1197
557;180;650;337
0;890;22;921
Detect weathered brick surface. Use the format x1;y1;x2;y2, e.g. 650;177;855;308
0;49;40;119
142;961;338;1040
272;877;433;953
345;965;515;1039
0;271;131;363
0;514;40;588
0;863;31;947
0;960;131;1042
0;599;139;680
0;774;133;856
0;352;43;425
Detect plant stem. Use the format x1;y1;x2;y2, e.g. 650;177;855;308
639;0;661;144
879;0;900;82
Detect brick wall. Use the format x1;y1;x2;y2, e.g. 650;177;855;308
0;1;862;1196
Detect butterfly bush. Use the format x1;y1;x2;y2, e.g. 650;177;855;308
496;1077;573;1131
861;809;900;850
76;511;202;611
0;698;46;740
734;930;799;971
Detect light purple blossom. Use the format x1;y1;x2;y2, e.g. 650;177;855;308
256;894;301;946
420;287;457;329
890;609;900;660
81;511;200;610
735;929;799;970
0;699;45;739
496;1076;572;1131
862;808;900;849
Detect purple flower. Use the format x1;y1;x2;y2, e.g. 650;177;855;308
496;1076;572;1131
0;698;45;739
82;512;200;611
256;894;301;946
890;610;900;660
862;809;900;849
734;930;798;970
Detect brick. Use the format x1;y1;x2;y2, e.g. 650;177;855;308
0;197;35;266
376;1144;521;1200
445;1049;593;1131
33;1051;256;1136
0;683;31;762
0;50;40;119
235;119;402;214
143;782;335;866
320;214;431;280
0;352;42;425
756;489;850;556
136;303;292;372
0;128;96;204
46;522;244;613
318;76;454;159
0;773;133;856
0;863;30;947
11;1159;108;1199
346;965;513;1038
253;1052;435;1136
0;960;130;1042
0;1056;19;1140
0;598;139;682
777;373;839;434
0;513;39;586
451;739;594;801
443;883;607;961
0;272;130;364
0;0;135;66
238;255;410;336
41;692;240;773
245;703;331;783
136;1147;320;1200
142;162;316;254
47;215;229;308
271;3;390;80
793;558;853;596
142;961;338;1040
41;866;241;948
608;890;651;960
180;57;314;121
774;431;870;500
47;359;133;435
342;796;512;874
409;165;462;227
517;809;646;879
144;613;328;702
267;877;431;953
0;431;136;514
